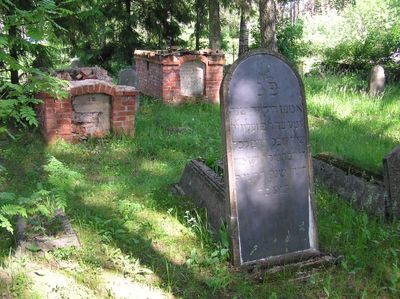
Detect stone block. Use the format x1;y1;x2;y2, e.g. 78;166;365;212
384;146;400;218
174;160;226;235
369;65;385;97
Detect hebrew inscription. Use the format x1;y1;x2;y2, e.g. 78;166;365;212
222;51;318;266
180;61;205;97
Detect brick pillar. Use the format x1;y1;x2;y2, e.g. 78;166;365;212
206;59;224;103
54;99;73;141
36;93;73;143
112;86;137;136
162;65;180;103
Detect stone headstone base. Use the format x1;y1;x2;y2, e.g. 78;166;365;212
15;210;80;256
175;157;389;239
174;157;391;267
249;253;338;282
173;160;335;270
313;154;387;217
172;159;226;237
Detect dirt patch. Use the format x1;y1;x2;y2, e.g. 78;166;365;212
26;262;97;299
101;271;173;299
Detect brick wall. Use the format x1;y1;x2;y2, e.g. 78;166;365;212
136;59;163;99
36;79;138;143
134;50;225;104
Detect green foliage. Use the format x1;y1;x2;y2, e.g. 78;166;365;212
0;0;70;137
56;0;197;73
0;192;27;233
303;0;400;75
0;74;68;134
251;19;307;64
36;155;83;214
277;19;308;65
305;74;400;172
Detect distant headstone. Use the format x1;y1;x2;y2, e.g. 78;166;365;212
117;68;140;112
383;146;400;218
70;57;82;68
118;68;139;87
180;61;205;97
221;49;319;267
369;65;385;97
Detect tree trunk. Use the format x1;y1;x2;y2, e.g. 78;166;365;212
290;1;293;23
8;25;19;85
195;0;201;50
309;0;315;15
238;8;249;57
208;0;221;50
296;0;300;19
259;0;277;52
125;0;133;64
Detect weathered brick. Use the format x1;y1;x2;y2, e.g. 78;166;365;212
134;50;224;103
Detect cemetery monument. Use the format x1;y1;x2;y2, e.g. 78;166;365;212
221;49;320;267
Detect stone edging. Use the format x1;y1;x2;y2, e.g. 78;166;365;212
312;158;387;217
175;158;388;225
172;159;226;235
15;210;80;256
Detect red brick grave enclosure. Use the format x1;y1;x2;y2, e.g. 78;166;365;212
36;67;138;143
134;49;225;104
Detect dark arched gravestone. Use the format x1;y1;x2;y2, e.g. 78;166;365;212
221;49;320;267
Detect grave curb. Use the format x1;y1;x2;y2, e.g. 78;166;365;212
313;158;387;217
174;159;337;271
174;157;389;235
15;209;80;256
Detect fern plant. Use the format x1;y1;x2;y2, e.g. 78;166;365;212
43;156;83;211
0;192;27;234
0;156;82;234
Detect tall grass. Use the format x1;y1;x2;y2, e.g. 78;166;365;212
305;74;400;173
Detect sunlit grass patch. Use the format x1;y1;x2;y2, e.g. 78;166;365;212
305;74;400;173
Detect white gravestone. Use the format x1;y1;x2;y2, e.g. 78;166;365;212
180;61;205;97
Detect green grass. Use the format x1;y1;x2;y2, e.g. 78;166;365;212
0;84;400;297
305;73;400;173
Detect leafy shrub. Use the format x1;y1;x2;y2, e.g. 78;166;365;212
0;192;27;233
277;19;309;65
43;156;83;210
323;26;400;75
0;74;68;138
251;19;308;65
0;1;69;138
305;0;400;77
